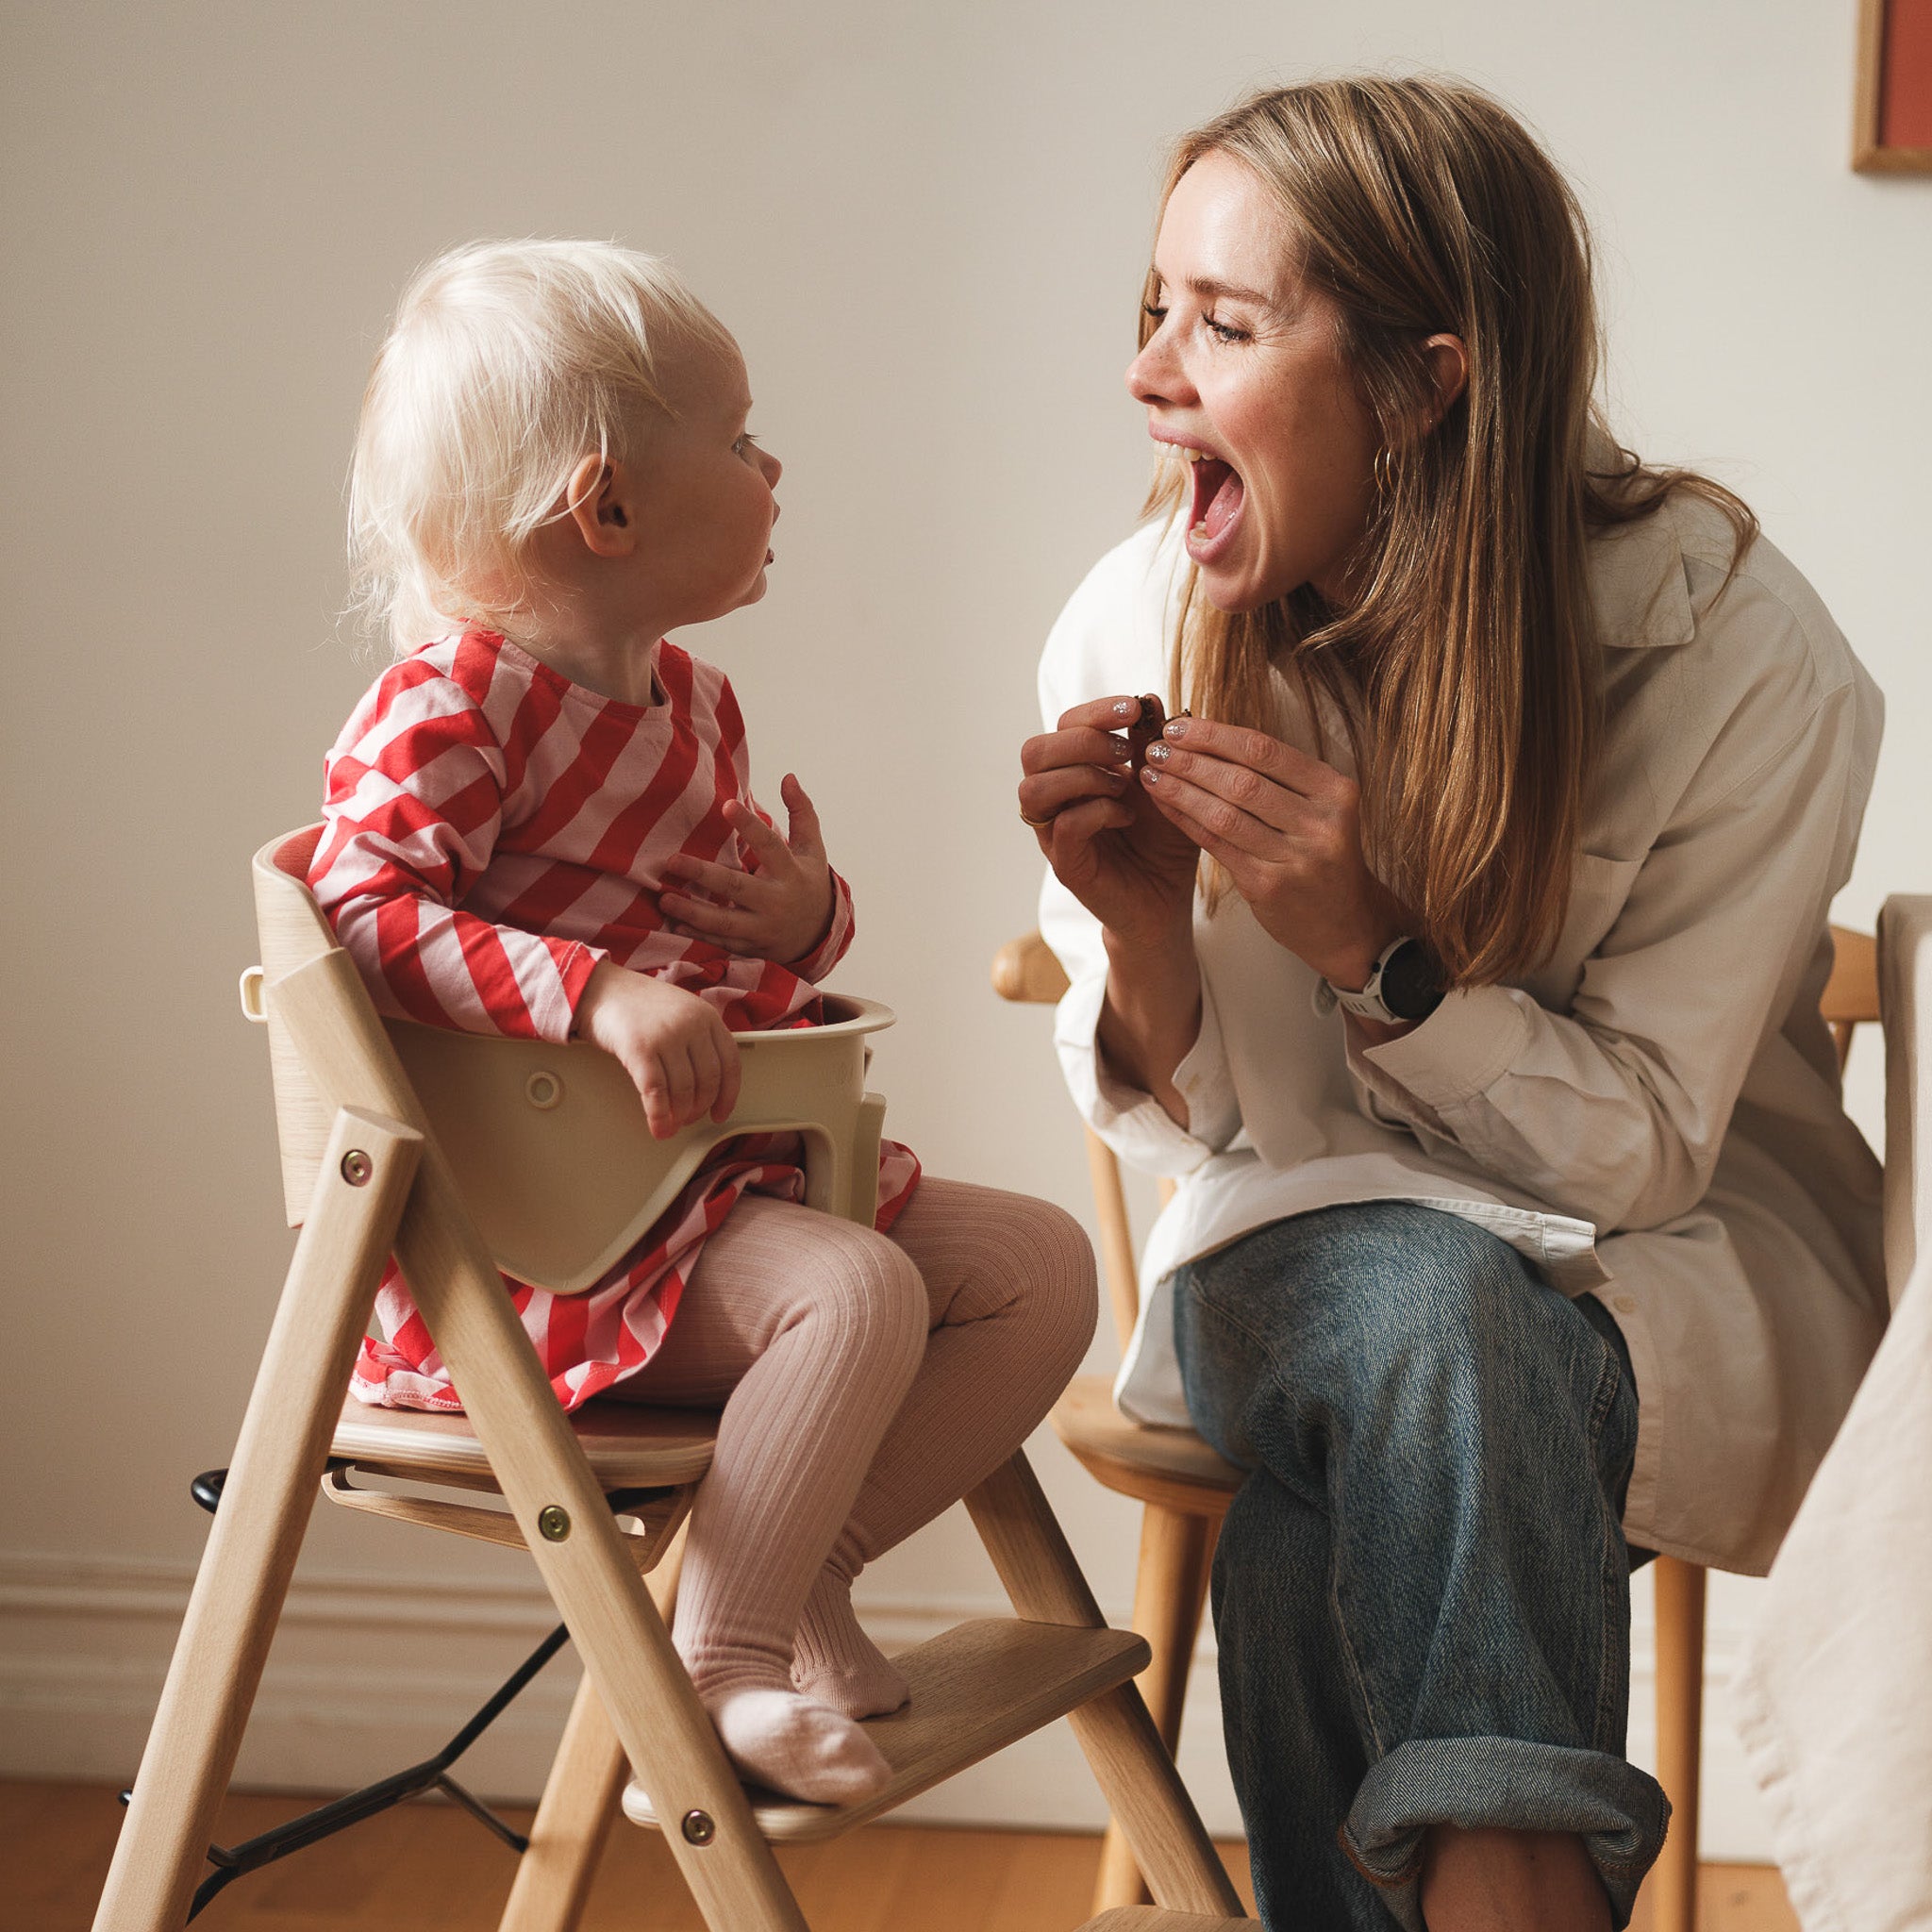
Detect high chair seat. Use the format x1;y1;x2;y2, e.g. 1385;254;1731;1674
329;1393;718;1490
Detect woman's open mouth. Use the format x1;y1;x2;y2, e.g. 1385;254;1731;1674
1183;447;1244;563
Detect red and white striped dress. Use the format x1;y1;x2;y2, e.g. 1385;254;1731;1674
309;626;921;1412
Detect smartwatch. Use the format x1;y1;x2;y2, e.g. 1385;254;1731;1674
1326;937;1445;1025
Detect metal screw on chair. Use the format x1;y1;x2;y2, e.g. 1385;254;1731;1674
537;1505;572;1541
340;1150;373;1187
681;1809;716;1845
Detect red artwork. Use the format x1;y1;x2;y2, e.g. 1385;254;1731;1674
1882;0;1932;146
1858;0;1932;170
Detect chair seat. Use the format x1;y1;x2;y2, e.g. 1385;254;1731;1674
1050;1375;1244;1514
329;1394;717;1491
624;1617;1149;1844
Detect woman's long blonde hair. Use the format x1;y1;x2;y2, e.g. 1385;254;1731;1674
1151;78;1753;985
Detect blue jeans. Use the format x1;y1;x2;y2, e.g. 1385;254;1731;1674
1174;1202;1667;1931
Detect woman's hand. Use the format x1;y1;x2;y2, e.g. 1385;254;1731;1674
1022;696;1210;1121
574;962;742;1139
1137;715;1407;990
1019;696;1202;947
660;774;835;965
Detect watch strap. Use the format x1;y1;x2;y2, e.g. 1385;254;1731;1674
1326;937;1441;1025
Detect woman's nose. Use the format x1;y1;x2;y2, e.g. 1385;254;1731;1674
1125;330;1187;407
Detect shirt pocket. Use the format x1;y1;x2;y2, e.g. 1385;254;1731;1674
1519;851;1648;1010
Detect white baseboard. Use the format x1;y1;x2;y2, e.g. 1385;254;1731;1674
0;1553;1775;1860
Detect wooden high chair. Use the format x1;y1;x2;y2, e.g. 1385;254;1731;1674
92;826;1254;1932
993;923;1883;1932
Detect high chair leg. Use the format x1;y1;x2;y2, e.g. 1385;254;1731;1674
499;1527;688;1932
93;1107;423;1932
1092;1505;1219;1915
275;948;808;1932
965;1455;1242;1921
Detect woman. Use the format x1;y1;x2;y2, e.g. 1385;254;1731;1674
1019;78;1885;1932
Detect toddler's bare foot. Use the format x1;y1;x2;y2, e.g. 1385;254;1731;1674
701;1687;892;1805
791;1574;909;1719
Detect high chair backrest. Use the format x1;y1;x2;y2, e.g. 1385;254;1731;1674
245;825;893;1293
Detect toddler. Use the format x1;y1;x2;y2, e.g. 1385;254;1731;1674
310;241;1095;1804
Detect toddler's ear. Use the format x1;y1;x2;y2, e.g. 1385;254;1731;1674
563;454;641;557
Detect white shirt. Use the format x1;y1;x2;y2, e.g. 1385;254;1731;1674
1039;497;1886;1574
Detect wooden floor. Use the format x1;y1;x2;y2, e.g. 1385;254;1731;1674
6;1779;1797;1930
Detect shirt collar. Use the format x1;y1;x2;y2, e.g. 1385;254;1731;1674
1589;506;1696;651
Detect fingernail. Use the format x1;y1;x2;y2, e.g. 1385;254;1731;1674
1106;733;1132;759
1163;718;1189;740
1145;740;1172;764
1141;766;1159;785
1112;698;1137;718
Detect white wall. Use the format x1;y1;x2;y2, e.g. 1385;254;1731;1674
3;0;1927;1864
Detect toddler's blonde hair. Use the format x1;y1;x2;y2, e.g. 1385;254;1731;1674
349;238;733;653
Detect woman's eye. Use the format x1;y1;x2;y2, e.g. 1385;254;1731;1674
1205;315;1249;345
734;432;760;456
1141;302;1168;324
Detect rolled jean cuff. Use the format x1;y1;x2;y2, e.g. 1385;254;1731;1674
1340;1735;1670;1932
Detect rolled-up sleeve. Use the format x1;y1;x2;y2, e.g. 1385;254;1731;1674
1041;871;1242;1174
1351;653;1877;1232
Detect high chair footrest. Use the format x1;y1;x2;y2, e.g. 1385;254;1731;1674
623;1617;1149;1844
1076;1915;1261;1931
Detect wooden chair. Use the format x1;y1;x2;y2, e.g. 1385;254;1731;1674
92;824;1255;1932
993;924;1882;1932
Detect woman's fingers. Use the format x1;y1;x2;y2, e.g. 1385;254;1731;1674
1057;694;1154;734
1019;760;1131;826
1140;757;1296;854
1035;795;1139;872
1158;714;1343;801
1021;722;1136;778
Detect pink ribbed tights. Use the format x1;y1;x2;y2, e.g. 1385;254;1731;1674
608;1174;1096;1802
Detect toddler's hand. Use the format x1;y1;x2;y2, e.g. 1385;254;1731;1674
660;774;835;965
573;963;741;1139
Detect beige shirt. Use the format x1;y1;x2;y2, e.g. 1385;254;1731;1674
1039;495;1886;1574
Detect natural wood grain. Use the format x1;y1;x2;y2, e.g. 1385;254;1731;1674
1080;1914;1257;1931
92;1108;422;1932
966;1457;1242;1921
331;1391;719;1489
14;1782;1806;1932
1824;925;1880;1027
1051;1377;1243;1504
1086;1127;1144;1351
1652;1557;1708;1932
1092;1505;1219;1913
626;1620;1149;1844
274;937;808;1931
991;930;1071;1005
499;1528;686;1932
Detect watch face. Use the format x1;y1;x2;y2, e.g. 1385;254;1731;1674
1380;940;1444;1021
